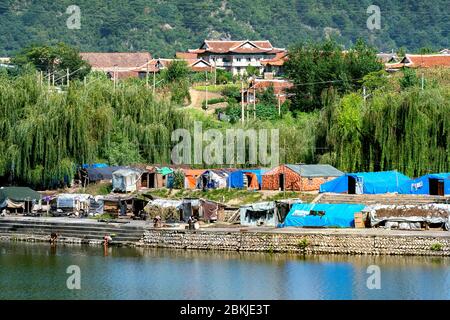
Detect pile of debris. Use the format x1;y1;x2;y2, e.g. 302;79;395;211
365;204;450;231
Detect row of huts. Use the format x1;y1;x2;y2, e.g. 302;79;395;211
79;163;345;193
79;164;450;196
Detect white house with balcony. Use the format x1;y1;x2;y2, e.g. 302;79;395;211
185;40;286;76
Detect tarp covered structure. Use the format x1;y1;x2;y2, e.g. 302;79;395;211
56;193;91;212
84;166;125;182
282;203;366;228
183;169;206;189
364;204;450;231
228;169;267;190
197;170;229;190
398;173;450;196
112;168;143;192
81;163;108;169
0;187;42;211
320;171;410;194
240;201;278;227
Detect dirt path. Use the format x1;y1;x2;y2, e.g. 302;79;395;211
187;89;223;114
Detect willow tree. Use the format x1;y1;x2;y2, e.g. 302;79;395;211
322;85;450;177
0;72;192;188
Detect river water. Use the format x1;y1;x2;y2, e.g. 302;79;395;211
0;242;449;300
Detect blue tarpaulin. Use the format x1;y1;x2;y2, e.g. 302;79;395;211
399;173;450;195
319;171;410;194
281;203;366;228
228;169;267;188
81;163;108;169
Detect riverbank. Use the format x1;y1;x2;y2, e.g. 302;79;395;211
1;216;449;256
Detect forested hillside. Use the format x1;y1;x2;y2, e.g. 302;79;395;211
0;0;448;56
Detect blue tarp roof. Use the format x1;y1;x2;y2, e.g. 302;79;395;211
86;166;126;181
228;169;268;188
81;163;108;169
319;171;410;194
281;203;365;228
398;173;450;195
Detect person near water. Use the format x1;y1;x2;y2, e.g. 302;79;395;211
103;233;112;246
50;232;58;244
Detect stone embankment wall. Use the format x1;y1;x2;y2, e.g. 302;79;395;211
140;229;450;256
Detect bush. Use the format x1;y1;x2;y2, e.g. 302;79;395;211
202;97;226;109
221;85;241;100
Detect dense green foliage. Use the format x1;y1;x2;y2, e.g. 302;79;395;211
316;70;450;177
0;73;190;188
285;39;383;111
0;0;448;57
12;43;91;81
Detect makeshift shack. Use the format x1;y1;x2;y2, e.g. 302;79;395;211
144;199;183;222
200;199;226;222
398;173;450;196
228;169;267;190
282;203;366;228
262;164;343;191
198;170;229;190
183;169;206;189
240;199;302;227
320;171;410;194
79;166;125;186
112;168;144;193
364;204;450;231
0;187;42;214
145;166;175;188
240;202;277;227
95;194;149;218
56;194;92;216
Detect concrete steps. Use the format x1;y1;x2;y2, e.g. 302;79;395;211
0;218;146;243
316;193;450;205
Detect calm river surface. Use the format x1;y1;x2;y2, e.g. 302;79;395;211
0;242;449;300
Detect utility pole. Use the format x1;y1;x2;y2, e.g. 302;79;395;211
67;68;70;87
253;87;256;120
52;73;55;86
205;70;209;110
421;73;424;90
153;60;157;96
146;59;149;88
278;95;281;116
113;65;117;92
241;80;245;124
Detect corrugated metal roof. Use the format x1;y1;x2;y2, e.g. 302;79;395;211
285;164;344;177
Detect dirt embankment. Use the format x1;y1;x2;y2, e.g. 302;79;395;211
187;89;224;113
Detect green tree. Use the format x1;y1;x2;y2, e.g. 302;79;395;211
12;43;91;81
285;39;382;112
245;65;260;77
164;60;190;83
399;68;419;89
257;85;277;106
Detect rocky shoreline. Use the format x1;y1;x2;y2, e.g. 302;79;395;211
1;216;449;256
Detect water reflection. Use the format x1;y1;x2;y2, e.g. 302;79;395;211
0;242;448;300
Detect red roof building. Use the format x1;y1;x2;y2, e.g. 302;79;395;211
80;52;152;80
244;78;294;105
183;40;287;77
386;54;450;72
